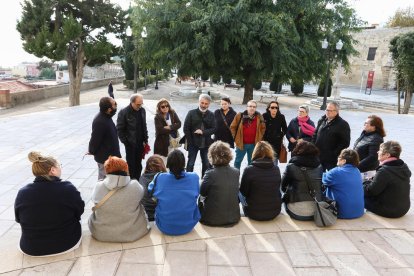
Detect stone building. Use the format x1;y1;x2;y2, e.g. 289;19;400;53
341;26;414;90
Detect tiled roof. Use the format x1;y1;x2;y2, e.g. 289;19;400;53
0;80;36;93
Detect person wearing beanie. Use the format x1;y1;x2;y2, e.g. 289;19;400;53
88;156;150;242
15;152;85;257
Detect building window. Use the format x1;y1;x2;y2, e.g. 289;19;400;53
367;47;377;61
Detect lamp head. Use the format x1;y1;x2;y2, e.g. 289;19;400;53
322;38;328;49
336;39;343;50
126;26;132;37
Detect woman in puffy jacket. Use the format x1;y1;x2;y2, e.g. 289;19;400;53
281;141;322;221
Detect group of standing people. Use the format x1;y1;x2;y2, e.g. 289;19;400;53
13;92;411;257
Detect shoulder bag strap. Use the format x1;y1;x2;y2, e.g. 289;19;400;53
299;167;316;200
92;189;118;211
220;110;231;130
149;173;160;198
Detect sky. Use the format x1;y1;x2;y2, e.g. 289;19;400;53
0;0;412;68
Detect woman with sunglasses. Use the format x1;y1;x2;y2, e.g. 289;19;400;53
154;98;182;163
286;105;315;152
262;101;287;165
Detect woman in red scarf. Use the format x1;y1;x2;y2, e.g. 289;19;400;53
286;105;316;152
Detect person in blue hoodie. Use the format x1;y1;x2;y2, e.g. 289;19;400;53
322;149;364;219
148;150;200;235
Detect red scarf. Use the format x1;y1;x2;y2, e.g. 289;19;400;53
297;116;315;136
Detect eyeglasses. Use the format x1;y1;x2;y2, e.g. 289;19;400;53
270;106;278;110
160;105;169;109
325;109;337;112
247;105;256;108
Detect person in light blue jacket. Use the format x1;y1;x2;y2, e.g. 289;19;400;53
148;150;200;235
322;149;364;219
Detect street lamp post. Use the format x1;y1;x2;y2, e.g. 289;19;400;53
155;69;159;90
126;26;138;93
320;38;343;110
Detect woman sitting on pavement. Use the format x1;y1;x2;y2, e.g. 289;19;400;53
239;141;282;221
353;115;385;176
286;105;315;152
15;152;85;257
89;156;150;242
199;141;240;227
139;155;167;221
322;149;365;219
281;141;322;221
364;141;411;218
213;97;237;148
148;150;200;235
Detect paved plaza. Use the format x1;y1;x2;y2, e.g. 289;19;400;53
1;80;414;275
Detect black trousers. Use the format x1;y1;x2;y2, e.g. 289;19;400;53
125;143;143;180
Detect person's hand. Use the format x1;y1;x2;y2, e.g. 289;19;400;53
289;137;296;143
194;129;203;135
164;125;171;130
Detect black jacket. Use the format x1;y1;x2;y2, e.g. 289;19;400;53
117;104;148;146
199;166;240;226
353;131;383;172
214;108;236;148
281;155;323;203
88;112;121;163
14;176;85;256
240;158;282;221
184;108;216;148
262;112;287;156
286;117;315;151
313;114;350;170
364;159;411;218
139;172;157;221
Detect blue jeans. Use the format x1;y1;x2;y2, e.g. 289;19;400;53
234;144;255;169
186;144;210;177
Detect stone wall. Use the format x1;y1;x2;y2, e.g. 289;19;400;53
9;77;124;107
341;27;414;90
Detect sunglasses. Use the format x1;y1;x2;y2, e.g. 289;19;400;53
160;105;169;109
270;106;279;110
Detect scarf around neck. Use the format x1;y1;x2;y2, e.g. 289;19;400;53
297;116;315;136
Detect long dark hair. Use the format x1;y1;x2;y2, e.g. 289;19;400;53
266;100;281;115
166;150;185;179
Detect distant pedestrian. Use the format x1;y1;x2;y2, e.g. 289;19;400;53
312;102;350;171
230;100;266;169
108;80;114;99
117;93;149;179
88;97;121;180
183;94;216;177
213;97;236;148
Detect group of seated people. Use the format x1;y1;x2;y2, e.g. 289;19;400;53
14;138;411;257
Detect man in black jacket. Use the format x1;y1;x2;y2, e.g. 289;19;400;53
184;94;216;177
117;93;149;179
88;97;121;180
313;102;350;171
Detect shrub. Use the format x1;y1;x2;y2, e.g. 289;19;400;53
318;77;333;97
253;80;262;90
236;79;245;87
223;76;232;84
291;78;304;95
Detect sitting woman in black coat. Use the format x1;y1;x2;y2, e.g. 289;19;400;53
199;141;240;226
239;141;282;221
364;141;411;218
354;115;385;174
14;152;85;257
281;141;322;221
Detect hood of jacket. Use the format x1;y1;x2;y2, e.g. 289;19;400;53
102;174;131;190
251;157;274;169
380;159;411;179
289;155;320;168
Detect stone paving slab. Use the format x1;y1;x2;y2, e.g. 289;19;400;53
1;83;414;275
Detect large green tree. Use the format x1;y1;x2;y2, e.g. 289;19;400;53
133;0;361;103
390;31;414;114
17;0;127;106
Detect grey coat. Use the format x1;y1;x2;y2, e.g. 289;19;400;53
199;166;240;226
88;174;150;242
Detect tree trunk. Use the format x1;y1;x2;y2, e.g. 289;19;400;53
242;71;254;104
66;39;85;106
402;90;412;114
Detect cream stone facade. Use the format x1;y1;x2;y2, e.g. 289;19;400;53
341;26;414;90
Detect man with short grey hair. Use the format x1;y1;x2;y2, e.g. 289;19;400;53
117;93;148;179
183;94;216;177
313;101;350;171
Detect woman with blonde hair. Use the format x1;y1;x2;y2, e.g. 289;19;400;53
14;152;84;257
154;98;182;162
239;141;282;221
199;141;240;226
139;154;167;221
89;156;150;242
